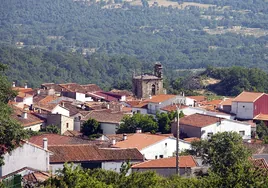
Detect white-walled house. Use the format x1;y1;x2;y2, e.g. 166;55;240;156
11;106;45;131
173;113;251;141
48;145;143;174
33;103;70;117
46;114;74;134
113;133;191;159
147;94;185;115
231;91;268;120
0;140;51;177
82;110;127;134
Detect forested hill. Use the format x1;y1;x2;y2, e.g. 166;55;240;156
0;46;144;89
0;0;267;70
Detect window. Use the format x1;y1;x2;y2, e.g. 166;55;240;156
207;132;213;139
66;123;69;128
243;106;245;108
159;155;164;158
137;110;141;113
155;156;158;159
165;143;167;147
239;131;245;136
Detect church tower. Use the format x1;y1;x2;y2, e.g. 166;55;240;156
132;62;165;99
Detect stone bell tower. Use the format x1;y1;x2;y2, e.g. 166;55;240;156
132;62;164;99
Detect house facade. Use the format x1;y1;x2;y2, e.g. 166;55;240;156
48;145;143;174
46;114;74;134
113;133;191;159
231;91;268;120
0;141;50;177
174;113;251;140
131;156;197;177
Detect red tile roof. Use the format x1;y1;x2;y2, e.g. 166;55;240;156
114;133;170;150
23;171;51;183
180;113;222;128
252;158;268;170
28;134;92;146
81;84;102;93
11;106;44;127
220;98;234;106
184;137;200;143
160;104;188;112
110;89;132;97
233;91;264;102
83;110;127;124
254;114;268;121
187;96;206;102
49;145;143;163
146;94;176;103
59;83;87;93
132;156;197;169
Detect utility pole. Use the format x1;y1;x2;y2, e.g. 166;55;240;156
176;105;180;175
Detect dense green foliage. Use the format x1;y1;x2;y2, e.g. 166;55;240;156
81;118;102;137
256;121;268;140
0;46;142;89
117;113;158;134
0;63;28;165
156;111;184;134
44;132;268;187
41;125;60;134
0;0;267;73
202;66;268;96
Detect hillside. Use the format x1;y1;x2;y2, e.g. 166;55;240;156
0;0;267;71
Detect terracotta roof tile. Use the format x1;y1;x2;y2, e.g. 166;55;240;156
187;96;206;102
11;106;44;127
233;91;264;102
133;101;148;108
184;137;200;143
132;156;197;168
254;114;268;121
23;171;51;182
252;158;268;170
146;94;177;103
81;84;102;93
28;134;92;146
38;95;58;104
220;98;234;106
49;145;143;163
161;104;188;112
83;110;127;124
59;83;87;93
180;113;222;128
33;103;58;112
110;89;132;96
114;133;169;150
41;83;63;92
125;100;142;107
133;74;160;80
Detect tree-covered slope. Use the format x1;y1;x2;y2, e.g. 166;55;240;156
0;46;143;89
0;0;267;70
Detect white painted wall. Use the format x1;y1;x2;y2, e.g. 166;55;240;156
132;107;148;115
23;96;33;106
24;123;43;132
0;143;49;177
181;107;206;116
50;163;79;174
200;120;251;140
101;161;123;173
141;138;191;159
120;96;126;102
231;102;253;119
185;97;195;106
101;123;119;134
52;105;70;117
75;93;86;102
148;96;181;114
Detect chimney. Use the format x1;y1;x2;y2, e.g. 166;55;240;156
61;102;65;107
123;133;127;140
22;110;27;119
24;82;28;89
107;104;110;109
12;81;16;87
149;95;152;99
136;128;142;133
37;89;40;95
112;139;116;145
43;138;48;150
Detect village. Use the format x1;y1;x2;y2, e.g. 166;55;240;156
2;63;268;186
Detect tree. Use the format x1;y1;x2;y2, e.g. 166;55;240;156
256;121;268;139
81;118;102;137
0;63;28;165
41;125;60;134
117;113;158;134
156;112;171;134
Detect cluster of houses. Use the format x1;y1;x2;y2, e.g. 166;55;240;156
2;65;268;185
